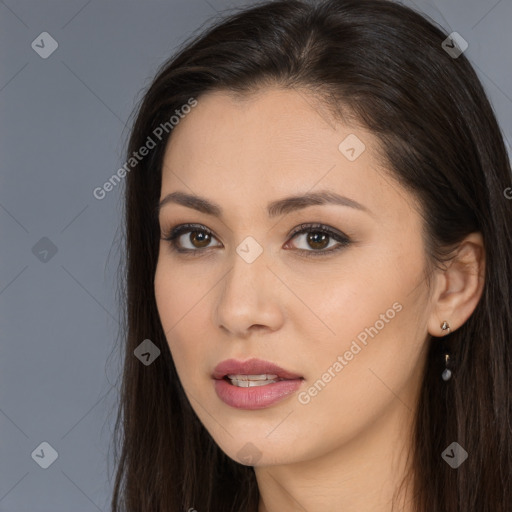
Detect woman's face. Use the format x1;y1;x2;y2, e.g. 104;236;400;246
154;88;434;466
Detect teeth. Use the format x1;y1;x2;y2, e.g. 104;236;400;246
226;374;280;387
227;374;279;381
229;379;279;387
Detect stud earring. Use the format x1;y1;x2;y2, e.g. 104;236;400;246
440;321;452;381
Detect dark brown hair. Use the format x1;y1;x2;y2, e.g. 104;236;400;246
110;1;512;510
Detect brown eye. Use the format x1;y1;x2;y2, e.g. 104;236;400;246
161;224;221;253
305;231;329;250
188;230;211;248
286;223;351;257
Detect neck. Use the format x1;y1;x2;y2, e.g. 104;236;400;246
255;396;417;512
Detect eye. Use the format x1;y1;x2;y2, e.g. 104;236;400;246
161;222;351;258
285;223;351;257
161;223;221;254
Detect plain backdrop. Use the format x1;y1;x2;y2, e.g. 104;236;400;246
1;0;511;510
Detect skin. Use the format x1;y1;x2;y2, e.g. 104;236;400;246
154;88;485;512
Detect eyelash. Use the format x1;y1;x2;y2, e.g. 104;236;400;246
160;222;351;259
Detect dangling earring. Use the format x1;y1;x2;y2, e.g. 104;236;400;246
440;321;452;381
442;353;452;381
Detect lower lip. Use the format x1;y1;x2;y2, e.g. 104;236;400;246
214;378;303;410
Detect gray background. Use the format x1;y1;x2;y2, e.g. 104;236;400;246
1;0;510;510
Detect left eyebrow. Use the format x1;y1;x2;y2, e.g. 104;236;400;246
157;189;372;219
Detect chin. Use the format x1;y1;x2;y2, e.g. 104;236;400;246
207;429;304;467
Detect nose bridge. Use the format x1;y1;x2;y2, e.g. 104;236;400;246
224;234;268;297
214;234;281;333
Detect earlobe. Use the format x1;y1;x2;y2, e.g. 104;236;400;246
440;320;451;334
427;232;485;337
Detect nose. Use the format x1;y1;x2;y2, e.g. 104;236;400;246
213;242;285;338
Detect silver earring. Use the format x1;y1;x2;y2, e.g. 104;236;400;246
442;353;452;381
440;321;452;381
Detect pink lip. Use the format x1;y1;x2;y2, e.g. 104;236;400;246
212;358;304;410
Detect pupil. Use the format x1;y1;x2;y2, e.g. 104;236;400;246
308;232;328;249
191;231;211;248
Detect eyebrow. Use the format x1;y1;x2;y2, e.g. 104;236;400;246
157;189;371;219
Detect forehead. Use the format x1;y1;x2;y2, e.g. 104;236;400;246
166;87;349;152
159;88;416;223
163;89;371;177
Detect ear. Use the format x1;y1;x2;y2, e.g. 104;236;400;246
427;232;486;337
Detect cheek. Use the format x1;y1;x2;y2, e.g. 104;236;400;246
154;252;206;331
154;255;214;381
295;240;428;397
318;286;426;395
289;299;427;458
293;246;420;350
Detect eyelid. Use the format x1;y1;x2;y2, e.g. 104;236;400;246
287;222;346;241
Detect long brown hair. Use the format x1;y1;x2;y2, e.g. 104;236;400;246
110;1;512;510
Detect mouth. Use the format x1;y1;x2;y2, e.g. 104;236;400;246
212;358;304;409
212;357;303;381
224;374;286;387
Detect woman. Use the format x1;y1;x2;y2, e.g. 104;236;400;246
111;0;512;510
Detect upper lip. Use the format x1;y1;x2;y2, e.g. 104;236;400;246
212;358;303;380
